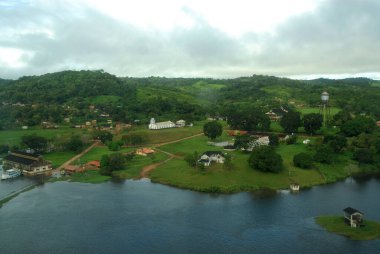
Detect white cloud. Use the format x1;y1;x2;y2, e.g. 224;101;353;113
0;0;380;79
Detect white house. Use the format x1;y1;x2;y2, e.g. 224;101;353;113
176;120;186;127
148;118;176;130
3;151;52;176
198;151;225;166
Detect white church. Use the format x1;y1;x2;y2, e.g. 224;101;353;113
148;118;176;130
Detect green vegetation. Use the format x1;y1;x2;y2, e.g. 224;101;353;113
69;170;111;184
203;121;223;140
316;216;380;240
44;151;77;168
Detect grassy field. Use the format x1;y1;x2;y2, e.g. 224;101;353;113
0;127;86;146
316;216;380;240
73;146;135;164
122;124;204;145
68;170;111;184
113;152;169;179
44;151;77;168
151;132;369;192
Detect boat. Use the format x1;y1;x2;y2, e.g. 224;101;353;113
1;168;22;180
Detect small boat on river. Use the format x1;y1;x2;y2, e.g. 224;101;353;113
1;168;22;180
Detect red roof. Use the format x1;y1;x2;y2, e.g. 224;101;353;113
87;160;100;168
228;130;248;136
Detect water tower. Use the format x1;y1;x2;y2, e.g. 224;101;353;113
319;91;331;125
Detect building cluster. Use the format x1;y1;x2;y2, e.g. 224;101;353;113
2;151;52;176
148;118;187;130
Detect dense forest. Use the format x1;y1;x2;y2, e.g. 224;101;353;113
0;70;380;129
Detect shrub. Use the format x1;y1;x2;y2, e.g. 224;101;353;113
314;145;334;164
248;146;283;173
293;152;313;169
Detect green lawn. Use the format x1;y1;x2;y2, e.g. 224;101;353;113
316;216;380;240
158;135;226;157
113;152;169;179
122;124;204;144
74;146;135;164
0;128;86;146
44;151;77;168
69;170;111;184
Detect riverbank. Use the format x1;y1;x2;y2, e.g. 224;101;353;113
316;215;380;240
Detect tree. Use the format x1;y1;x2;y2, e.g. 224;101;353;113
323;134;347;152
248;146;283;173
122;133;148;146
94;131;113;144
203;121;223;140
303;113;323;135
293;152;313;169
223;153;234;170
354;148;375;164
314;145;334;164
21;134;48;153
66;135;84;152
269;134;279;147
100;153;126;176
340;116;376;137
234;134;254;150
280;110;301;133
108;141;123;151
225;107;270;131
333;110;353;126
184;151;199;168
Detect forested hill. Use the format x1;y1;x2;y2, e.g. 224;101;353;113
0;70;135;104
1;70;380;129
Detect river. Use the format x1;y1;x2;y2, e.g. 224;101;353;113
0;176;380;254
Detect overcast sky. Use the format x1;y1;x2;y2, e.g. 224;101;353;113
1;0;380;80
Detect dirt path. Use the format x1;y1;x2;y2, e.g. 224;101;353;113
55;141;100;171
138;134;203;178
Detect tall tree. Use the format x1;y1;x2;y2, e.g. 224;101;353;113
248;146;283;173
303;113;323;135
21;134;48;153
203;121;223;140
280;110;301;133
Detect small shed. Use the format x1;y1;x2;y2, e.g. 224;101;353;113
86;160;101;169
343;207;364;228
64;165;84;174
290;183;300;192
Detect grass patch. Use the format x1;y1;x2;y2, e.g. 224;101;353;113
0;128;86;146
44;151;77;168
74;146;135;164
69;170;111;184
123;125;204;145
158;135;225;157
316;215;380;240
113;152;169;179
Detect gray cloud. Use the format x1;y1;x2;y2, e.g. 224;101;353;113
1;0;380;79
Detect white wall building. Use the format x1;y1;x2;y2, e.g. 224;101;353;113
148;118;176;130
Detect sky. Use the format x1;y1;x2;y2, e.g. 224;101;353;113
1;0;380;80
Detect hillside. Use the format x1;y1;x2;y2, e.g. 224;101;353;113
1;70;380;129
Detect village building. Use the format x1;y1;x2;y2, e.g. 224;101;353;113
176;120;186;127
265;107;289;121
343;207;364;228
376;121;380;127
3;151;52;176
64;164;85;174
86;160;101;169
148;118;175;130
198;151;226;166
136;148;155;156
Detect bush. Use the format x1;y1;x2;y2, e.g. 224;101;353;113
293;152;313;169
314;145;334;164
269;134;279;147
354;148;375;164
248;146;283;173
286;134;297;145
